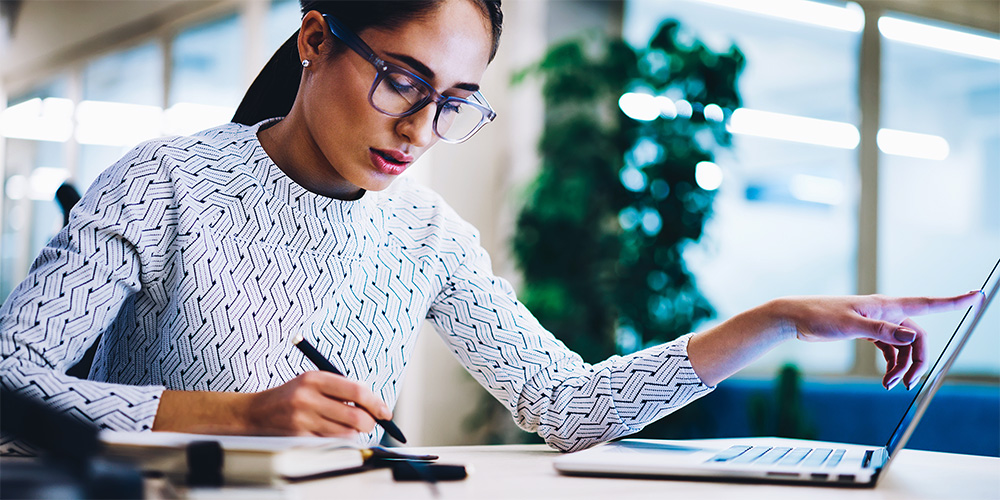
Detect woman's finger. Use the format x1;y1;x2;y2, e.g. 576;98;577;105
883;343;912;390
873;340;896;387
305;417;361;438
293;377;379;434
310;372;392;421
900;318;929;390
314;399;378;434
857;317;918;346
889;291;983;317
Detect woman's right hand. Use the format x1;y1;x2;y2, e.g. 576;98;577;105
153;372;392;437
242;371;393;437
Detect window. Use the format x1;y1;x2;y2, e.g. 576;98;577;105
167;13;244;136
878;13;1000;376
1;5;268;299
78;41;164;190
1;77;71;300
170;14;244;109
624;0;862;374
625;0;1000;378
267;0;303;59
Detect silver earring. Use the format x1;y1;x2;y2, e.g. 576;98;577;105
301;59;311;68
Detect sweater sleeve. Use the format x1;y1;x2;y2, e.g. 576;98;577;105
426;227;714;453
0;144;170;455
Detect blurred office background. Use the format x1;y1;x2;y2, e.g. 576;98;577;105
0;0;997;453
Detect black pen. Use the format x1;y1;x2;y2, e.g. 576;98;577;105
292;334;408;444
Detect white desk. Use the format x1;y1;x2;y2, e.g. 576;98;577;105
6;444;996;499
266;444;1000;500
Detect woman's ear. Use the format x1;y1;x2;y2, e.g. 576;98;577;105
297;10;329;65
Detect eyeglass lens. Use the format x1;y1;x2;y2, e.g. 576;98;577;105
372;70;486;142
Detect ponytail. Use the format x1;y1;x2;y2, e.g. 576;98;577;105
232;31;302;125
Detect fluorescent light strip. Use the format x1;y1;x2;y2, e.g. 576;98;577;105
75;100;163;147
728;109;950;160
1;99;236;146
727;108;861;149
879;16;1000;62
877;128;950;160
692;0;864;32
0;98;74;142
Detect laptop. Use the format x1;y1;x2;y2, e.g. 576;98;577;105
554;258;999;487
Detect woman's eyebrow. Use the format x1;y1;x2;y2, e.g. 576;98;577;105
386;52;480;92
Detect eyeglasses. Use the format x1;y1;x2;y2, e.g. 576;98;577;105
323;14;496;144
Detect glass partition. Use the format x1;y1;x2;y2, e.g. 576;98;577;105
168;13;243;135
78;41;164;190
624;0;862;374
1;78;71;300
878;13;1000;376
267;0;303;58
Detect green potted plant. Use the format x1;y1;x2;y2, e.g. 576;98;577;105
515;19;743;364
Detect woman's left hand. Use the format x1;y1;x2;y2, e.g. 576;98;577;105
779;291;984;390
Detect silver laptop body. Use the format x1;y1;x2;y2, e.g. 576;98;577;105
554;259;999;487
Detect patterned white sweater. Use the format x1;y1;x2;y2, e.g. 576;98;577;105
0;120;713;454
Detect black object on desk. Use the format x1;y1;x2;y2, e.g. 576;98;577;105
187;441;224;487
365;446;438;464
392;462;469;482
0;387;144;499
292;334;408;443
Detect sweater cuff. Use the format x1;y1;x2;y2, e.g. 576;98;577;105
674;332;716;390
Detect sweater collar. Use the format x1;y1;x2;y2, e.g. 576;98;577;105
242;118;385;226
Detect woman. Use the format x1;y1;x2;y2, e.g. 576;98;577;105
0;0;980;454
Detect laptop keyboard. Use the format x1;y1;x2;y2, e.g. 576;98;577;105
708;445;847;468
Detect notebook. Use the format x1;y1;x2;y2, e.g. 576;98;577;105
554;258;999;486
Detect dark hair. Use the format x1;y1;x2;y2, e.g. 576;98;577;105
232;0;503;126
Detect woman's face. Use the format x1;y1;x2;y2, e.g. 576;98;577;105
299;0;492;198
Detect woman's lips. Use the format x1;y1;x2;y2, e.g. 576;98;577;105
369;148;413;176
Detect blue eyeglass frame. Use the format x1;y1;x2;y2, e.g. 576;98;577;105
322;14;496;143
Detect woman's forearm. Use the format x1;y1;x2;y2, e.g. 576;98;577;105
151;390;253;434
687;299;796;387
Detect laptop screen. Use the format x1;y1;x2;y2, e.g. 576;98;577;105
882;258;999;458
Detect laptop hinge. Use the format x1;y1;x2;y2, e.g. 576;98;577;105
864;449;889;469
862;450;874;468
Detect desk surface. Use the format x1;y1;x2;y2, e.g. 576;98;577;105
253;444;1000;500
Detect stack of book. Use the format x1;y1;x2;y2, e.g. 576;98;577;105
99;431;367;485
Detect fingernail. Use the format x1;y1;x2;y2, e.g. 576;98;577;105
893;327;916;343
883;376;895;389
905;381;913;391
887;378;900;390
